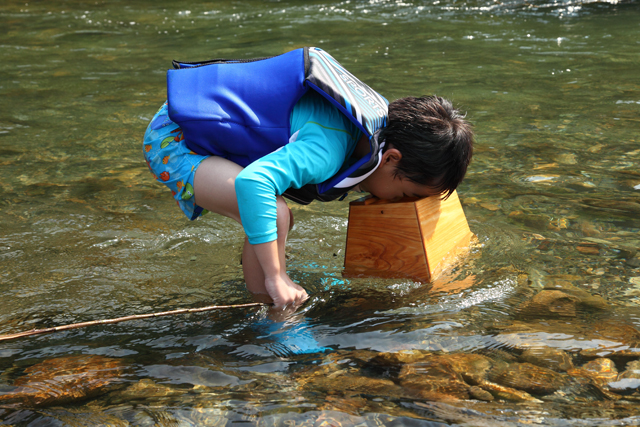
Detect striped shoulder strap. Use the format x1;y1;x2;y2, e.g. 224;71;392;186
306;47;388;137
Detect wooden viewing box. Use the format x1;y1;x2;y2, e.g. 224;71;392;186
343;190;473;282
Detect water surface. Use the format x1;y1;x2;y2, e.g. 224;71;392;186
1;0;640;425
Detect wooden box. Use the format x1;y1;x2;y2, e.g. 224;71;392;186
343;190;473;282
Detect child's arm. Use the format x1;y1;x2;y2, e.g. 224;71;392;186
235;120;358;306
252;240;306;307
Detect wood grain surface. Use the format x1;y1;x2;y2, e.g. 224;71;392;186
416;191;473;279
343;191;473;282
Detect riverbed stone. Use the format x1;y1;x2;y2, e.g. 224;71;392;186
608;361;640;394
468;385;494;401
520;347;574;372
618;360;640;380
543;280;609;311
300;369;405;399
318;395;368;415
607;378;640;394
488;362;570;395
567;358;618;386
112;378;185;404
0;355;127;407
399;358;470;401
579;320;640;359
360;350;434;379
476;379;541;402
493;319;597;352
517;290;581;318
445;353;495;385
366;349;433;367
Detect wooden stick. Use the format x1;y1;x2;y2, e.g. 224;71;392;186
0;302;267;343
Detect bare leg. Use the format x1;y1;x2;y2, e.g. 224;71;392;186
192;156;243;222
242;236;266;296
193;157;304;304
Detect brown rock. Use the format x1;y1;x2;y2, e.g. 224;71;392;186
468;386;494;401
115;379;184;403
362;350;433;378
477;379;542;402
0;355;126;408
568;358;618;386
299;371;403;398
577;244;600;255
366;350;433;367
400;358;470;401
616;246;637;260
319;395;368;415
618;360;640;380
580;348;640;360
556;153;577;165
445;353;495;385
543;280;608;311
512;214;549;231
520;347;574;372
294;358;342;387
480;202;500;211
489;362;570;395
517;290;581;318
577;221;600;237
609;361;640;393
592;320;640;346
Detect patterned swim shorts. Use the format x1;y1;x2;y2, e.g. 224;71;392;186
143;102;208;220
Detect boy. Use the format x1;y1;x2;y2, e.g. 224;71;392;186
143;47;473;309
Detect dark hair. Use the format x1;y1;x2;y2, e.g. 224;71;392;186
380;95;474;199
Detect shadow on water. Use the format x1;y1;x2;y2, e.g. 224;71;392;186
1;0;640;424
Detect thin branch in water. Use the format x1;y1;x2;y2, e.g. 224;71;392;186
0;302;267;343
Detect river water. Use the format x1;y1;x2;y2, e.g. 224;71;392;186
1;0;640;425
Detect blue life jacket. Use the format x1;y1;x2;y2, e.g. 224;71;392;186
167;47;389;204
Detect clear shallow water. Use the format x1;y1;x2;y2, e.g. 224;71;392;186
1;0;640;425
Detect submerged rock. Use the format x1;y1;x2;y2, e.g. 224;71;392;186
608;361;640;395
515;278;610;320
608;378;640;394
295;358;407;400
476;379;541;402
400;358;470;401
445;353;495;385
618;360;640;380
543;382;622;403
543;280;609;311
363;349;434;376
568;358;618;387
517;290;581;318
520;347;574;372
488;362;570;395
110;378;185;404
468;385;494;401
579;320;640;359
318;395;368;415
0;355;127;408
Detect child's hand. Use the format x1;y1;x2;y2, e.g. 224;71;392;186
264;273;308;308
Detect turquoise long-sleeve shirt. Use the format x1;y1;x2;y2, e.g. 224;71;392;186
235;91;362;244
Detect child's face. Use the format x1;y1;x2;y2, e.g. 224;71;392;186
357;148;442;201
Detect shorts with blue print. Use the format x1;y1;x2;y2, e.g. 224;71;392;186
143;102;208;220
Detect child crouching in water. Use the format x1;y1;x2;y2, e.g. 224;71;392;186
143;47;473;309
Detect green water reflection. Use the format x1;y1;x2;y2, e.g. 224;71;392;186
1;0;640;425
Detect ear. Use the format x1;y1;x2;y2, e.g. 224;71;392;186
382;148;402;165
